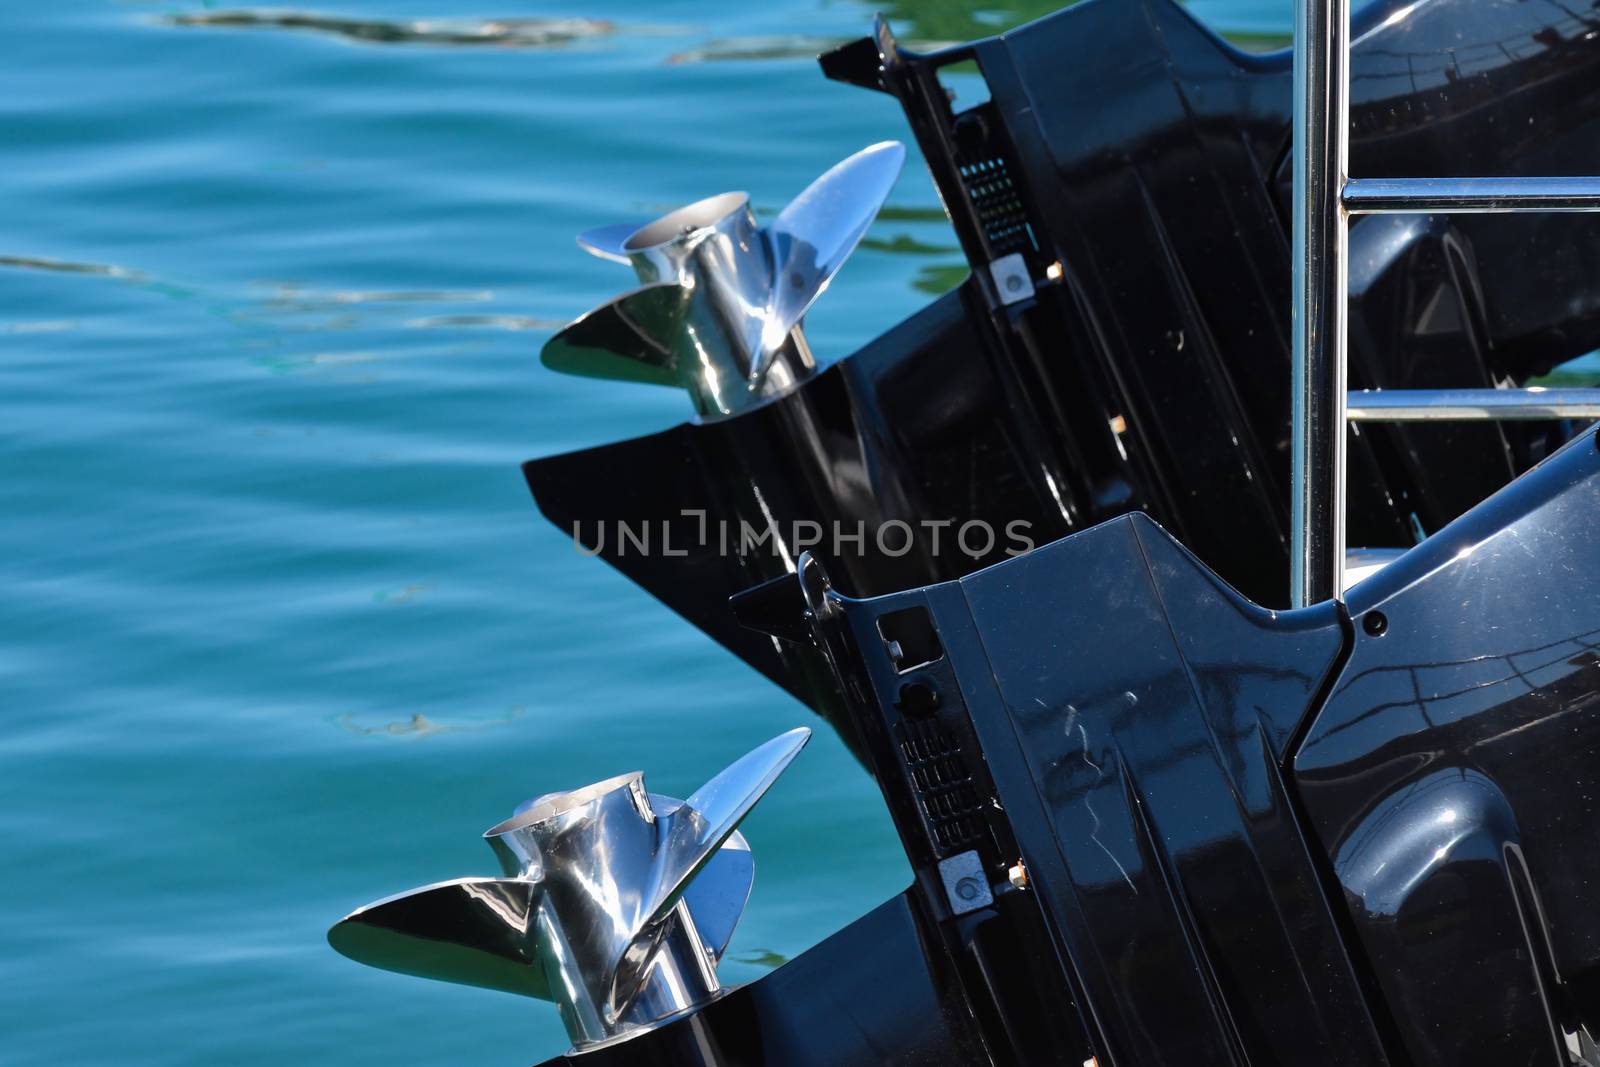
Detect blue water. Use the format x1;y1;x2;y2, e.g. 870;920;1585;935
0;2;1290;1063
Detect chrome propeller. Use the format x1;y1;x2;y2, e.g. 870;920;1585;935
328;728;810;1050
543;142;906;417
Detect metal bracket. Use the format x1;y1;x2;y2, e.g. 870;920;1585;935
988;252;1035;306
937;849;995;915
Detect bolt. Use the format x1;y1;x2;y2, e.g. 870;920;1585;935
1005;273;1024;292
1007;862;1029;890
955;876;981;901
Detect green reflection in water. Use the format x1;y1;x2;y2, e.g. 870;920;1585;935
913;263;972;296
866;0;1288;51
738;949;791;969
163;11;619;49
861;234;961;256
868;0;1071;42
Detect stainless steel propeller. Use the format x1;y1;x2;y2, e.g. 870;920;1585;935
327;728;810;1050
542;141;906;417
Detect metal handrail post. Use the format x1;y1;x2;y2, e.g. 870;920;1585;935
1290;0;1350;606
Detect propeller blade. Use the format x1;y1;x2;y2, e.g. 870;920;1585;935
539;282;691;388
672;820;754;962
327;877;548;1000
644;728;811;925
765;141;906;345
576;222;641;264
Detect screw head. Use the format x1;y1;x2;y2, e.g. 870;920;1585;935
1007;862;1029;890
955;876;981;901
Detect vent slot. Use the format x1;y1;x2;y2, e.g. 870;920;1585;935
958;155;1034;257
899;719;985;852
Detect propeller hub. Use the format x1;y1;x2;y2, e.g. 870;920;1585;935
483;772;717;1045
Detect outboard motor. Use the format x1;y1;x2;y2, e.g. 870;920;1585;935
329;0;1600;1063
522;0;1600;758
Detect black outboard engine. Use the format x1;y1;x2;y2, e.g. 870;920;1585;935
524;0;1600;755
714;425;1600;1067
329;0;1600;1063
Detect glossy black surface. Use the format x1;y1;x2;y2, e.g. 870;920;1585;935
527;288;1064;747
860;0;1600;572
1323;0;1600;530
529;891;988;1067
951;516;1380;1065
734;430;1600;1065
526;0;1600;753
1339;0;1600;386
746;513;1383;1065
1294;428;1600;1065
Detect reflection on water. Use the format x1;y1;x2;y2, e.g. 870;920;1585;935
876;204;956;224
337;708;526;738
271;350;380;368
870;0;1289;49
329;290;492;304
668;35;853;66
871;0;1071;41
737;948;790;969
373;583;431;604
913;263;971;295
861;234;960;256
658;2;1059;66
256;285;495;308
405;314;561;331
243;283;529;337
860;233;967;295
0;253;140;279
164;11;618;49
161;2;1287;64
1;259;520;335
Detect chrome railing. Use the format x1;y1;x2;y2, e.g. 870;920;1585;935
1289;0;1600;606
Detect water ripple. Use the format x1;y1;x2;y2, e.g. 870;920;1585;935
162;11;618;49
404;314;561;331
665;34;851;66
0;254;141;279
336;708;525;738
